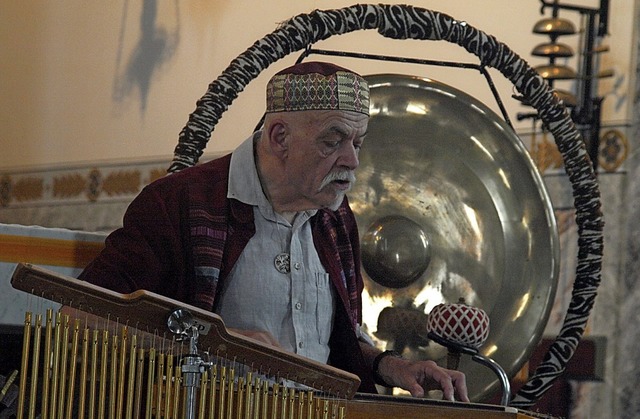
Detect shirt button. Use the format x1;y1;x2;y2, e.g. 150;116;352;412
298;341;304;348
295;302;302;310
293;262;301;270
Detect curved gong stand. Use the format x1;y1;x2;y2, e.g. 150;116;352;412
167;4;604;408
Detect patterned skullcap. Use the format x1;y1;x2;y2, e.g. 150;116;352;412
266;61;370;116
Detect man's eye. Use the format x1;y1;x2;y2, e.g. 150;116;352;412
325;141;340;148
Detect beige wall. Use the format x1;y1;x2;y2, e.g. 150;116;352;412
1;0;635;170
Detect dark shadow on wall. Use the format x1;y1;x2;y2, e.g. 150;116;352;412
112;0;180;114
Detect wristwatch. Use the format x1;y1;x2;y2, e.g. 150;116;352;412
372;350;403;387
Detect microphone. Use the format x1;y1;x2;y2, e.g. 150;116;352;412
426;298;511;405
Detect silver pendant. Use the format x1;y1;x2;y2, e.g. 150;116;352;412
274;253;291;274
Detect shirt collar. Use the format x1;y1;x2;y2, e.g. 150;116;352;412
228;131;264;207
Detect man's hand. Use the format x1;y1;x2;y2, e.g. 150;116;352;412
377;354;469;402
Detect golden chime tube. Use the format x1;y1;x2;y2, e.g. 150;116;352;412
236;377;245;419
64;319;81;419
198;369;208;419
98;329;110;419
271;383;279;419
252;376;263;419
297;389;304;419
116;328;128;419
109;332;120;419
227;367;236;419
17;311;32;419
78;325;90;419
56;315;71;419
88;329;99;419
48;311;63;419
27;313;42;419
260;380;269;419
164;354;174;418
155;352;166;418
244;372;254;419
280;385;289;419
208;363;218;419
226;367;235;419
98;329;109;419
41;309;54;419
144;347;156;419
306;391;313;419
283;384;292;419
287;387;296;419
218;366;227;419
124;333;138;419
172;365;182;419
133;347;145;419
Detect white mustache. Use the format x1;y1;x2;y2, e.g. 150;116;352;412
319;170;356;190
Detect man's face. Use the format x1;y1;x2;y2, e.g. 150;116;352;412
283;110;368;210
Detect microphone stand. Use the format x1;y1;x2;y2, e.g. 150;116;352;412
167;308;214;419
428;332;511;406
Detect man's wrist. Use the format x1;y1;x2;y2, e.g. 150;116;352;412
372;350;403;387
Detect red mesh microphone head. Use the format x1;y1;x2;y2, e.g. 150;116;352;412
426;298;490;349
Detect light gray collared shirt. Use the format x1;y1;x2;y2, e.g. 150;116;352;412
216;133;336;364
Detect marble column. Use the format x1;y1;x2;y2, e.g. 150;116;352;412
615;10;640;418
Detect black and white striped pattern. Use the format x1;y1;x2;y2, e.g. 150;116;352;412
168;4;604;408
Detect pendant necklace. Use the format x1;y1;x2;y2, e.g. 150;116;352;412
273;215;291;274
274;252;290;274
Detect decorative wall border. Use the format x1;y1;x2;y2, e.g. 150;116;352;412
0;153;230;210
0;161;169;208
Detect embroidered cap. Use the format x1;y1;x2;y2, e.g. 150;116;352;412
266;61;370;116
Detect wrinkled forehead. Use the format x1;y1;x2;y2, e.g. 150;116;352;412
277;109;369;134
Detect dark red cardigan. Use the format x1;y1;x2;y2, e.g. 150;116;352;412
79;154;377;392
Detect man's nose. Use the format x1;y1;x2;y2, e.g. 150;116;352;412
338;144;359;170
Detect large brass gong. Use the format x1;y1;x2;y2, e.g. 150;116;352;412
350;74;560;401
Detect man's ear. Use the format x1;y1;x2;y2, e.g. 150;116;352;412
267;120;289;157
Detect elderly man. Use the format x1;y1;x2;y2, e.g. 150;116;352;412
79;61;468;401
